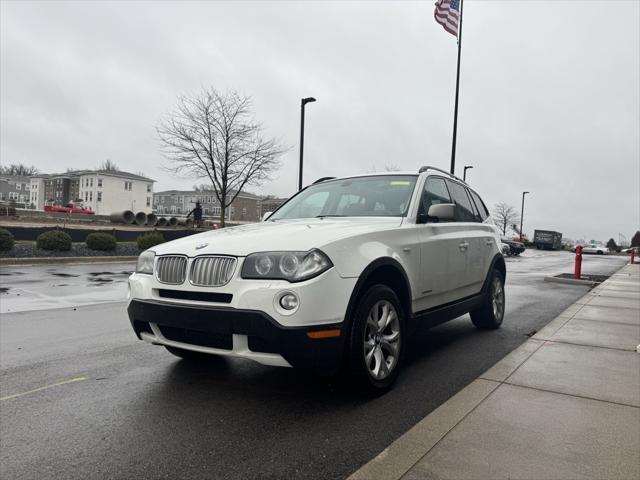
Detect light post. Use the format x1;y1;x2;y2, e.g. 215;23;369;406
298;97;316;191
463;165;473;182
520;191;530;243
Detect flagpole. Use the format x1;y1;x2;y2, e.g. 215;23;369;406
449;0;464;175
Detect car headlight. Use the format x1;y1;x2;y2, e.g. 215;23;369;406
241;250;333;282
136;250;155;275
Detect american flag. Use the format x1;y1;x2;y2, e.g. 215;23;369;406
434;0;460;38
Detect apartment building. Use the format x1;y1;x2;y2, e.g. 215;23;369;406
0;175;31;205
154;189;261;222
30;170;155;215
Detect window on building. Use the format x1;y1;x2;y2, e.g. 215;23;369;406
146;197;151;207
89;192;93;201
124;181;132;191
16;183;21;190
9;192;18;200
97;192;102;202
25;184;30;191
98;178;102;187
204;208;209;215
90;178;93;187
242;207;247;216
213;206;221;215
147;184;152;193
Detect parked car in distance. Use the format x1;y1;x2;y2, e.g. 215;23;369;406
501;238;525;256
574;244;609;255
127;166;506;393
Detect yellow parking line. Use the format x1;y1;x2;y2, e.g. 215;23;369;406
0;376;87;401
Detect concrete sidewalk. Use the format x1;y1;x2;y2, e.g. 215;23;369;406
349;263;640;480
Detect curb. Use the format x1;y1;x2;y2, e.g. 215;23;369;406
543;275;597;287
0;256;138;266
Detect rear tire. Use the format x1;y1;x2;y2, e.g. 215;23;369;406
347;285;405;394
470;269;505;330
165;345;213;361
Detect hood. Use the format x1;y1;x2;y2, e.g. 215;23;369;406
151;217;403;257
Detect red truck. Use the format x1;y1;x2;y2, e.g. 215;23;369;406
44;202;95;215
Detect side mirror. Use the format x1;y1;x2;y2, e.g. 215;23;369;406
425;203;455;222
262;211;273;222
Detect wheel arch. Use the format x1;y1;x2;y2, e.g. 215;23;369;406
486;254;506;291
343;257;413;329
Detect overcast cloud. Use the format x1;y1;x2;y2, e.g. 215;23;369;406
1;0;638;242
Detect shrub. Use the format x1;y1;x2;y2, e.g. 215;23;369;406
137;231;165;250
86;232;117;251
36;230;72;251
0;228;15;251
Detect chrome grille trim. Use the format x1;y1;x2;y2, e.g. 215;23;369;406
189;256;237;287
155;255;187;285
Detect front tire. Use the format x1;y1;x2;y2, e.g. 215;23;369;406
471;269;505;330
347;285;405;393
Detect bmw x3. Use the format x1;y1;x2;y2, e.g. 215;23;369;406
128;166;506;392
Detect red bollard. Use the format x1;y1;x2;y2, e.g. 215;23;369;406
574;245;583;279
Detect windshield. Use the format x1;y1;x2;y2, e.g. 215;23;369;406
269;175;418;220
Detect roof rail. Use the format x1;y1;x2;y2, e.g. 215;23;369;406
312;176;337;184
418;166;465;183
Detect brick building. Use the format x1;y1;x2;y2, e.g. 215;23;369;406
154;189;261;222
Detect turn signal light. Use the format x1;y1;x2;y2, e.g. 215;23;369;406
306;329;341;339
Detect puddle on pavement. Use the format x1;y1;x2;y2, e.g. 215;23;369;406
0;271;26;276
88;277;114;283
50;273;80;278
0;287;9;293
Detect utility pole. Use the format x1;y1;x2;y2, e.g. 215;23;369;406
520;191;530;243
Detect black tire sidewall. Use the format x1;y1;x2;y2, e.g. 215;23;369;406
348;284;405;392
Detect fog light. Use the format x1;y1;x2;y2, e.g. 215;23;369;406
279;293;299;310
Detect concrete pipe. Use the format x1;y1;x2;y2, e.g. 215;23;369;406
109;210;135;224
146;213;158;226
134;211;147;225
168;217;178;226
156;217;167;227
178;218;193;227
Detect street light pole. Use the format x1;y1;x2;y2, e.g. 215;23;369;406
520;191;530;242
463;165;473;182
298;97;316;191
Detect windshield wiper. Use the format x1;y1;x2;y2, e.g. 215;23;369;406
315;214;346;218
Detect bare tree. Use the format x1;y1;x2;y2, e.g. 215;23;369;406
492;202;519;236
158;87;285;226
98;159;120;171
0;163;39;176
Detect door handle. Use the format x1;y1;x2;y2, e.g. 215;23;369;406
459;242;469;251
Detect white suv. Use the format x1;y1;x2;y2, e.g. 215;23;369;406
128;167;505;392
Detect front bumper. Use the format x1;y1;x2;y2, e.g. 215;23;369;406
128;299;346;373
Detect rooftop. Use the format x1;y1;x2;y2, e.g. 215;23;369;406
32;169;155;182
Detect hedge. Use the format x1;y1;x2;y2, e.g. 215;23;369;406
36;230;72;251
86;232;117;251
0;228;15;251
137;231;165;250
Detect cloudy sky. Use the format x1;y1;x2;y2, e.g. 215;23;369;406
1;0;638;242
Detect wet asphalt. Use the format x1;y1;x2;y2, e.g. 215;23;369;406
0;251;628;480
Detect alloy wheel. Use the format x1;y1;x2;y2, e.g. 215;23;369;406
363;300;401;380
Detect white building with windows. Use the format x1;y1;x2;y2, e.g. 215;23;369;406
30;170;155;215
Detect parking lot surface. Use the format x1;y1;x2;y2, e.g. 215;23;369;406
0;251;628;480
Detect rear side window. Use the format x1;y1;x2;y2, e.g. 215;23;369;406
421;177;451;215
445;180;477;222
468;189;490;221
